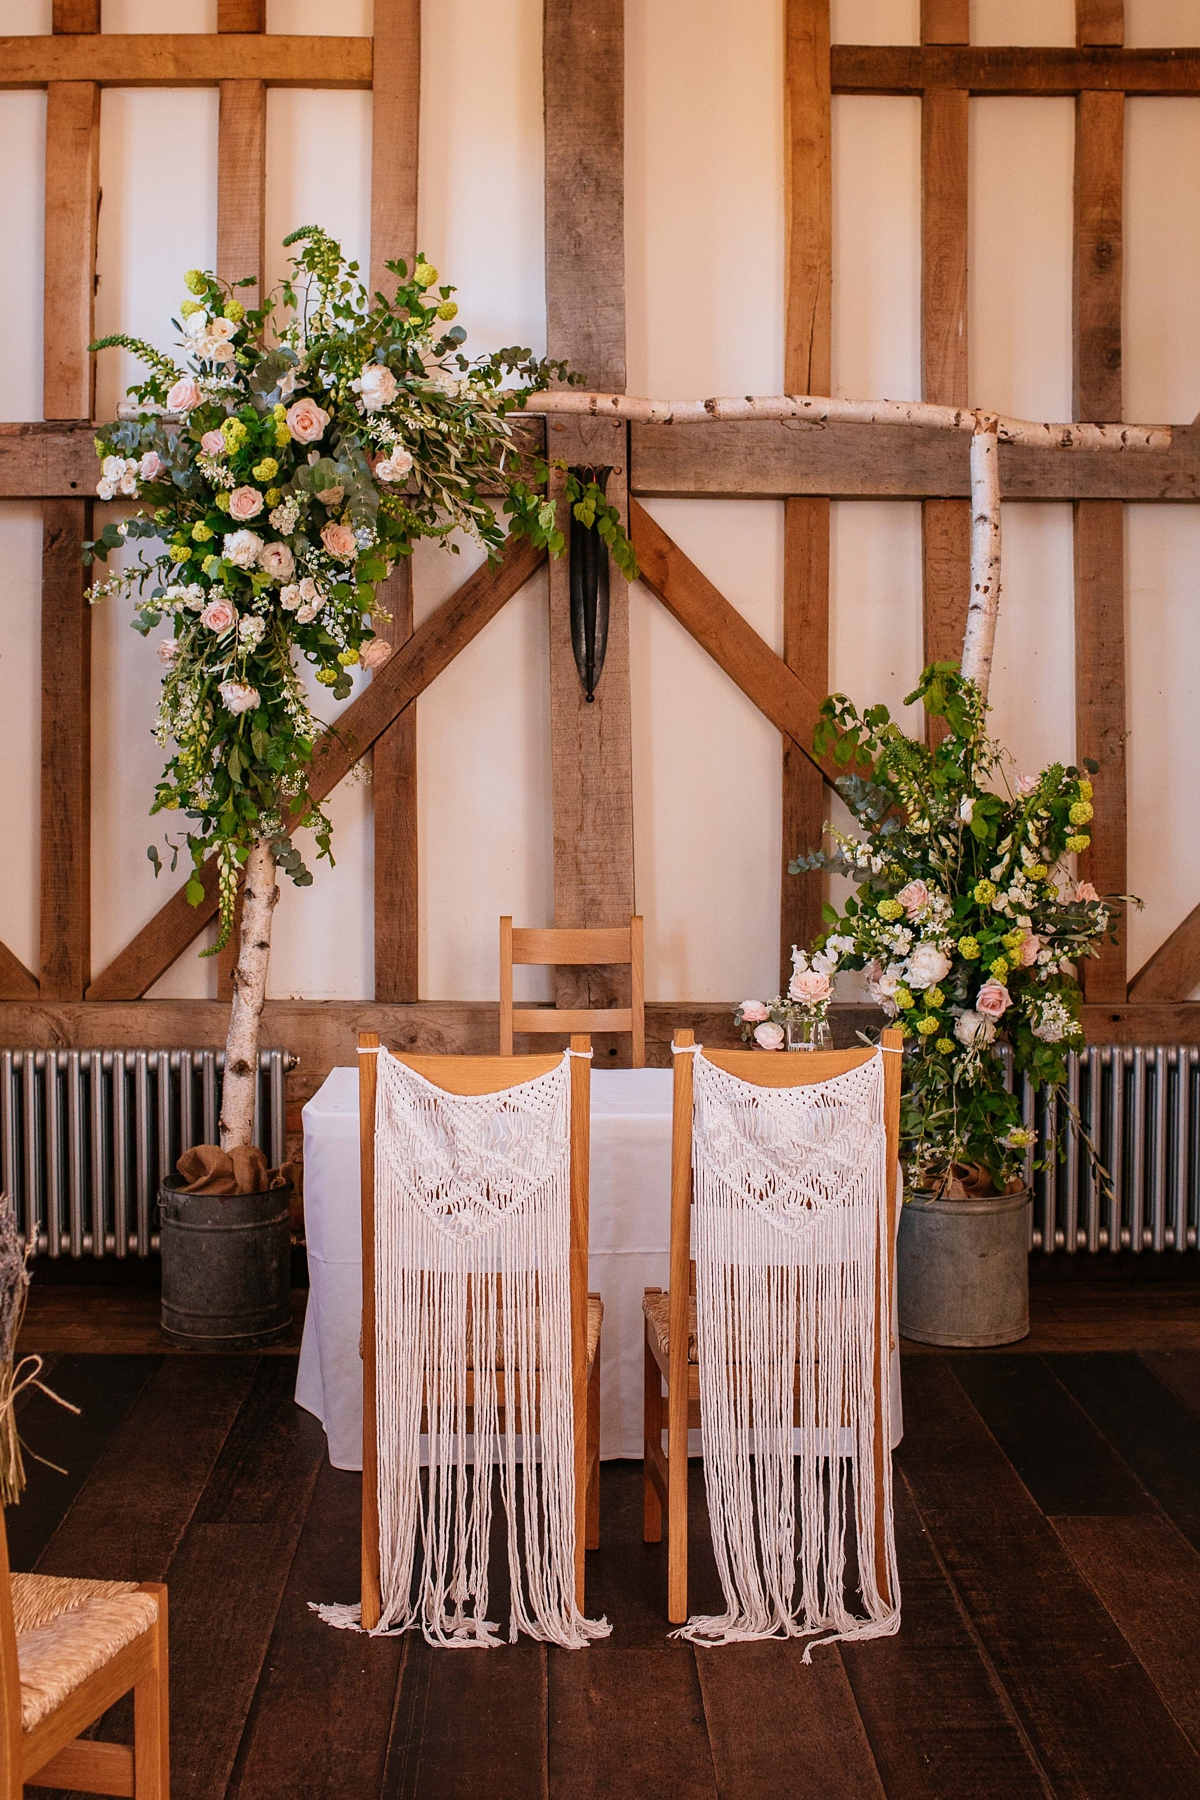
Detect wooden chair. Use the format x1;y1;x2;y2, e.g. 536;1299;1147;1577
642;1026;903;1624
359;1031;602;1631
0;1506;168;1799
499;917;645;1066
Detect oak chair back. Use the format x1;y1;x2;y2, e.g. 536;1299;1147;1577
499;917;645;1066
358;1031;596;1629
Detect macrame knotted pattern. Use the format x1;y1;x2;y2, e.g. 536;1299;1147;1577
367;1047;608;1650
681;1049;900;1654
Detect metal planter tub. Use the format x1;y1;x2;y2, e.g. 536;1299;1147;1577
159;1177;292;1348
897;1190;1032;1347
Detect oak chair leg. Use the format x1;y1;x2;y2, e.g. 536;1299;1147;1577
643;1333;663;1543
133;1589;169;1800
666;1367;688;1624
586;1335;601;1552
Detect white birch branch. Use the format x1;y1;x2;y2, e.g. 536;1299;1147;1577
962;417;1003;698
219;838;279;1154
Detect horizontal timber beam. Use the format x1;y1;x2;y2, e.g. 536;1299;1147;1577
832;45;1200;95
0;34;372;88
86;536;546;1002
630;420;1200;502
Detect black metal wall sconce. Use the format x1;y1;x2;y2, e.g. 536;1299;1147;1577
568;465;612;702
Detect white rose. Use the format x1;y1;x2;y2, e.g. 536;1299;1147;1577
375;446;414;482
955;1010;996;1048
295;602;320;623
753;1022;785;1051
280;584;302;612
959;796;974;823
905;942;952;990
183;311;208;339
101;455;125;481
223;529;264;569
354;363;399;411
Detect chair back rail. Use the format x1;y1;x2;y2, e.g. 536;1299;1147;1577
500;916;645;1065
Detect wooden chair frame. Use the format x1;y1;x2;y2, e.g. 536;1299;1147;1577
499;917;645;1066
0;1511;168;1800
359;1030;601;1631
643;1026;903;1624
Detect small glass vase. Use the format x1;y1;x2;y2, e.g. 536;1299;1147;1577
786;1014;832;1052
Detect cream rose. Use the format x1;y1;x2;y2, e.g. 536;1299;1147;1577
229;486;264;522
166;376;202;413
354;363;399;411
200;598;235;634
1075;880;1100;903
295;603;320;623
139;450;165;481
789;969;831;1005
955;1009;996;1048
200;429;226;457
753;1022;785;1051
360;638;393;671
157;637;180;666
896;879;929;919
739;1001;770;1023
223;530;263;569
905;942;952;990
259;541;295;582
975;981;1011;1019
321;522;358;562
375;447;414;483
1018;933;1041;967
280;584;302;612
286;399;330;444
315;486;345;509
218;681;260;715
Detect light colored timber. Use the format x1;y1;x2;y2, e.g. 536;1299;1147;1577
43;81;99;421
1077;0;1125;45
358;1031;381;1632
217;79;266;312
499;917;645;1065
1;34;372;87
920;0;969;41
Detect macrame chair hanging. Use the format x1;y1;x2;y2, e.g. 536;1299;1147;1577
324;1035;609;1650
643;1029;902;1653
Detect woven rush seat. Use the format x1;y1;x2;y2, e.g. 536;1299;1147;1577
13;1573;159;1732
642;1291;812;1367
464;1294;603;1369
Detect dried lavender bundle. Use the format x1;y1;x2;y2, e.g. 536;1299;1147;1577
0;1197;31;1505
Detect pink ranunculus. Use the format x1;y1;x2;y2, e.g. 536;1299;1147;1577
789;969;831;1004
259;541;295;582
321;522;358;562
200;429;226;457
166;377;202;413
200;598;235;635
896;879;929;919
229;485;264;522
740;1001;770;1023
754;1022;785;1051
360;638;393;671
286;399;330;444
139;450;165;481
1019;933;1041;967
976;980;1011;1020
1075;880;1100;903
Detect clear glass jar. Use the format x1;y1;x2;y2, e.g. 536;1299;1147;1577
786;1014;832;1052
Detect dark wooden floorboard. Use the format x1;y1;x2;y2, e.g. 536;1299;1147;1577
899;1357;1200;1800
1048;1353;1200;1554
387;1638;548;1800
949;1354;1156;1517
842;1472;1052;1800
1142;1349;1200;1423
194;1356;326;1527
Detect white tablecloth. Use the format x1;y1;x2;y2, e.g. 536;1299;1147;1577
295;1065;903;1467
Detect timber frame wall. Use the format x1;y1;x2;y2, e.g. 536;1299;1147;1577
5;0;1200;1092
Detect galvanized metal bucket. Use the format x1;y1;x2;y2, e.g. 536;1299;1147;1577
897;1190;1031;1347
159;1178;292;1348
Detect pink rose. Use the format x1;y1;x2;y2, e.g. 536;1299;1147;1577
166;376;202;413
896;879;929;919
286;399;330;444
200;429;226;457
1015;773;1039;796
259;541;295;582
157;637;180;666
360;638;393;671
753;1022;785;1051
200;598;235;634
976;981;1011;1020
321;522;358;562
740;1001;769;1023
1075;881;1100;903
229;486;264;522
1019;933;1041;967
789;969;831;1004
218;681;260;716
139;450;165;481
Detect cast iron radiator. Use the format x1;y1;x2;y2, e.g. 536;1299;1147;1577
0;1048;297;1257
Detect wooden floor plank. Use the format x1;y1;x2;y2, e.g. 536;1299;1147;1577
1048;1352;1200;1554
194;1356;325;1526
228;1463;405;1800
18;1283;307;1355
1053;1513;1200;1757
842;1472;1052;1800
7;1355;158;1571
1140;1349;1200;1424
387;1637;548;1800
898;1356;1200;1799
949;1354;1156;1517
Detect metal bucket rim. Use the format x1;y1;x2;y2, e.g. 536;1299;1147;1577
903;1189;1032;1218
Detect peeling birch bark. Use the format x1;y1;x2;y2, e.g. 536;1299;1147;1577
962;418;1003;700
219;837;279;1153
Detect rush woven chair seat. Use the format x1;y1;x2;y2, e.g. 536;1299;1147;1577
643;1027;903;1648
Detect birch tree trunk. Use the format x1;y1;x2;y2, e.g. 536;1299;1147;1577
961;416;1002;702
219;837;279;1152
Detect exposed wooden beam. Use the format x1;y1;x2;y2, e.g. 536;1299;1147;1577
86;538;546;1001
919;0;968;43
1;35;372;88
1076;0;1125;46
1129;906;1200;1004
216;82;266;311
217;0;266;27
43;83;99;421
781;0;832;985
831;45;1200;96
1074;95;1124;425
631;500;847;791
40;501;91;1001
0;944;39;1002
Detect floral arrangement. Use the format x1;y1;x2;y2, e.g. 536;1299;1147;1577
789;665;1130;1195
734;944;842;1050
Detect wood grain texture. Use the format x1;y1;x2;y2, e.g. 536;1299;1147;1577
831;44;1200;94
40;499;91;1000
1128;904;1200;1002
86;538;545;1000
919;0;969;42
1077;0;1125;46
544;0;626;393
217;80;266;311
43;80;99;420
1074;91;1124;424
373;565;418;1002
369;0;421;300
0;941;38;1000
632;499;846;789
1074;501;1127;1001
780;498;829;986
1;35;373;88
53;0;100;27
217;0;265;28
921;497;970;696
785;0;831;397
